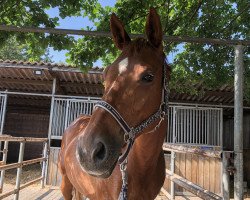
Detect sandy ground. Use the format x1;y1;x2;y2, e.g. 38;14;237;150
2;163;170;199
3;164;249;199
4;163;42;185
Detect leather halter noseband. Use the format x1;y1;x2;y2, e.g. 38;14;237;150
94;59;169;200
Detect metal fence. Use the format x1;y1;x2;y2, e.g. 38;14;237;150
51;97;100;139
0;94;7;135
0;136;48;200
167;106;223;147
50;98;223;147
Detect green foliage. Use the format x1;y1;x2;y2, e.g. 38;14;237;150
0;0;74;59
0;35;52;62
0;36;27;60
0;0;249;99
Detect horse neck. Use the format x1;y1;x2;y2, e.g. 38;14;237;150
129;122;167;170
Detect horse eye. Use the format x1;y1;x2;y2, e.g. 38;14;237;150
141;73;154;82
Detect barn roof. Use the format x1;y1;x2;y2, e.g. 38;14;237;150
0;59;104;96
0;60;249;109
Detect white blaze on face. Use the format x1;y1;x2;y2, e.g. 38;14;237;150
118;57;128;75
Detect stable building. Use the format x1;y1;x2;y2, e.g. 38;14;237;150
0;60;249;197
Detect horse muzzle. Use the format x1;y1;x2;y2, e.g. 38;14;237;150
76;133;122;178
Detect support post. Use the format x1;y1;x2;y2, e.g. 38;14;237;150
41;141;48;188
0;141;9;193
170;151;175;199
220;108;223;147
222;151;230;200
170;107;176;200
45;78;57;184
14;141;25;200
234;45;244;200
48;78;57;146
64;99;70;130
0;93;8;135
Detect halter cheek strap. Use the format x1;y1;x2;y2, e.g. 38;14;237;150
94;101;163;164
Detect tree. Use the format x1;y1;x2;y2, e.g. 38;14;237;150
0;1;249;98
0;36;52;62
0;1;74;59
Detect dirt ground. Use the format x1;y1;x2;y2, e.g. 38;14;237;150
4;163;42;185
5;164;249;200
3;164;169;199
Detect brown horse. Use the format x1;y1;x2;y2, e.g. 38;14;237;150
58;8;170;200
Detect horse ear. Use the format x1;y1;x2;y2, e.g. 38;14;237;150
145;8;163;48
110;13;131;50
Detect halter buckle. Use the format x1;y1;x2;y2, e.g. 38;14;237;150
160;102;166;112
160;111;166;119
124;128;135;143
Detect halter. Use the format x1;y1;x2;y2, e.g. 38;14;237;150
94;59;169;200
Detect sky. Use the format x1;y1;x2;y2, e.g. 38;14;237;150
45;0;116;66
46;0;178;66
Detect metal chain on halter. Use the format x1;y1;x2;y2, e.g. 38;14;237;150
163;59;170;116
118;158;128;200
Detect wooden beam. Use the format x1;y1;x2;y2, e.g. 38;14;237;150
60;82;104;90
169;99;234;107
0;136;47;142
205;90;233;98
160;188;171;199
0;64;103;74
171;90;234;99
163;143;222;158
0;78;52;86
165;169;222;200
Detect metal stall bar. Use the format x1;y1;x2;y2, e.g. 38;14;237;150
14;142;25;200
170;107;176;199
234;45;244;200
0;141;9;193
41;141;48;188
0;94;7;135
47;78;57;143
46;78;57;183
167;106;222;146
220;108;223;147
64;99;70;130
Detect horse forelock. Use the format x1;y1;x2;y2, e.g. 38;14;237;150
125;38;158;56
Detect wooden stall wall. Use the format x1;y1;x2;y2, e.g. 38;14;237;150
3;112;49;162
47;147;61;186
47;149;223;193
164;153;222;196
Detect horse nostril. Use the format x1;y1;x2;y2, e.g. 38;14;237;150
92;142;106;162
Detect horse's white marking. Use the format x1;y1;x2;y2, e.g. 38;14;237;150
105;58;128;96
118;57;128;75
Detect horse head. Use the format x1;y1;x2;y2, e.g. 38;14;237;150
76;8;167;178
